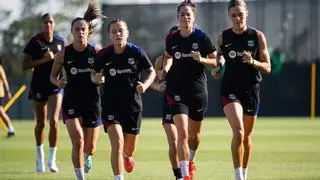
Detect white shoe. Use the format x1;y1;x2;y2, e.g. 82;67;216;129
36;158;45;172
48;162;59;173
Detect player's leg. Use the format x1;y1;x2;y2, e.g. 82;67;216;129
107;123;125;180
32;100;47;173
173;113;190;178
242;114;256;180
223;102;244;180
163;123;183;180
0;105;15;137
65;118;85;180
187;119;202;178
83;126;100;173
47;92;63;172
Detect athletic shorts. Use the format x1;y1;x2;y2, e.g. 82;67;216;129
220;83;260;116
62;107;102;128
162;95;174;125
102;111;142;135
166;92;208;121
0;97;3;106
29;88;63;102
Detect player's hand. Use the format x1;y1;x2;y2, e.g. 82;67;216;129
44;48;54;60
158;70;167;81
93;69;105;84
157;81;166;92
191;51;202;63
211;67;221;79
56;80;67;88
242;51;254;65
136;81;146;94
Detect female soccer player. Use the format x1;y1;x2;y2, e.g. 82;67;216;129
151;26;183;180
23;13;64;173
91;18;155;180
160;1;217;179
50;4;105;180
0;56;14;137
212;0;271;179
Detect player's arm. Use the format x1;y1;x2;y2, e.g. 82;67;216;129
211;34;225;79
150;55;167;92
191;50;217;67
137;66;156;94
157;51;173;81
22;49;55;70
243;31;271;74
50;50;66;88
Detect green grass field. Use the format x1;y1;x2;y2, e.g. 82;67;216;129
0;117;320;180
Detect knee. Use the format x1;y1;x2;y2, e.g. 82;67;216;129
73;138;84;151
112;139;124;155
177;129;188;143
35;121;46;130
243;134;252;146
84;144;96;155
188;131;200;142
233;129;244;142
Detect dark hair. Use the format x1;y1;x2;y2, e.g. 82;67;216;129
41;13;54;22
169;25;179;34
71;3;106;35
177;0;197;15
228;0;247;11
107;18;128;33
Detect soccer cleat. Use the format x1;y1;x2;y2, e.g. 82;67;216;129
48;162;59;173
189;161;196;178
183;176;192;180
123;156;135;173
84;155;92;173
7;131;15;138
36;158;45;173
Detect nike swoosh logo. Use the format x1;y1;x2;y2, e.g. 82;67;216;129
67;60;74;64
172;45;178;49
225;43;232;47
105;62;112;66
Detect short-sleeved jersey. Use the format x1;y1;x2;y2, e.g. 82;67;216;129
165;28;216;95
23;32;65;90
220;27;261;88
63;44;100;110
94;43;152;113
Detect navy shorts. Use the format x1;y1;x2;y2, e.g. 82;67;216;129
102;111;142;135
0;97;3;106
220;83;260;116
162;95;174;125
166;92;208;121
29;88;63;102
62;107;102;128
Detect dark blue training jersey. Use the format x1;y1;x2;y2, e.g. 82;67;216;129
220;27;262;88
94;43;153;113
165;28;216;95
23;32;65;90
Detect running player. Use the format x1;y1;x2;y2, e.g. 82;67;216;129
0;56;15;137
159;1;218;179
91;18;156;180
151;25;183;180
212;0;271;179
50;4;105;180
22;13;64;173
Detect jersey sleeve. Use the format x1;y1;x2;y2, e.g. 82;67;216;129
203;33;216;55
93;49;106;73
139;48;152;70
23;38;38;57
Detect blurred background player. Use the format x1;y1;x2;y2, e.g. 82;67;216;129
91;18;155;180
212;0;271;179
0;56;15;137
22;13;64;173
50;3;105;180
